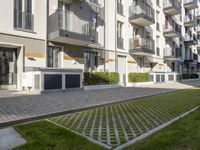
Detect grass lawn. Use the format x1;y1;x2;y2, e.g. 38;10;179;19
13;121;105;150
124;109;200;150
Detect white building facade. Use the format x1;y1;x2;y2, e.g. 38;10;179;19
0;0;200;90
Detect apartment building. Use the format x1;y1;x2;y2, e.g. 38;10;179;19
0;0;200;90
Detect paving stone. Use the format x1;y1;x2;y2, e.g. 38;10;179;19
0;128;26;150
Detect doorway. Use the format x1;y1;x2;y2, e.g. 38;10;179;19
0;47;17;89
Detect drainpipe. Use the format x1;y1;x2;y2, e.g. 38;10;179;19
115;0;117;72
45;0;49;68
103;0;106;72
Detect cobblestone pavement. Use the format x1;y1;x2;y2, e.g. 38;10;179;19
0;80;200;124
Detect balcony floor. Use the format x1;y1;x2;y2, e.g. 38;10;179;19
163;7;181;16
129;15;155;27
184;2;198;10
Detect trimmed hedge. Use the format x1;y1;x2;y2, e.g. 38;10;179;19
129;72;150;83
84;72;119;86
191;74;199;79
182;73;190;79
183;73;199;79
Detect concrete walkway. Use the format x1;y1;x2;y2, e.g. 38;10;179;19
0;80;200;125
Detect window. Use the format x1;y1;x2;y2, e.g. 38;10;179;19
84;52;98;72
156;36;160;56
117;0;123;15
171;62;175;72
156;0;160;7
117;21;124;49
14;0;34;31
156;11;160;31
47;47;60;68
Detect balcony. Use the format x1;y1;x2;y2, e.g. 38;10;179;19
184;34;198;45
163;21;181;38
129;1;155;26
164;47;181;61
48;10;97;46
129;37;155;56
163;0;181;16
184;14;198;27
184;0;198;10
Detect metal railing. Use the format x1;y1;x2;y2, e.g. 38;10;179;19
163;20;181;33
185;33;198;42
49;9;97;40
129;37;155;53
197;25;200;32
184;14;197;24
129;1;154;20
163;0;181;11
164;47;181;58
14;9;34;31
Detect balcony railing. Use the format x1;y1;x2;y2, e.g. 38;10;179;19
184;0;198;9
184;14;197;27
129;1;155;25
117;37;124;49
163;21;181;35
48;9;97;43
185;33;198;43
129;37;155;54
164;47;181;58
14;9;34;31
163;0;181;15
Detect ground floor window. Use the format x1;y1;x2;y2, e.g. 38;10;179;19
0;48;17;85
84;52;98;72
47;47;60;68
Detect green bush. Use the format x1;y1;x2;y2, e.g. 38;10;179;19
191;74;199;79
84;72;119;86
128;72;150;83
182;73;190;79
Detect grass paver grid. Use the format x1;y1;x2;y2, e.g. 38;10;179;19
49;89;200;148
49;100;175;148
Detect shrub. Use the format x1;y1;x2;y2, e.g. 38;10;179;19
128;72;150;83
182;73;190;79
191;74;199;79
84;72;119;86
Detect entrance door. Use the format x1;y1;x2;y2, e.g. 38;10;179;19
117;56;126;83
0;48;17;86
